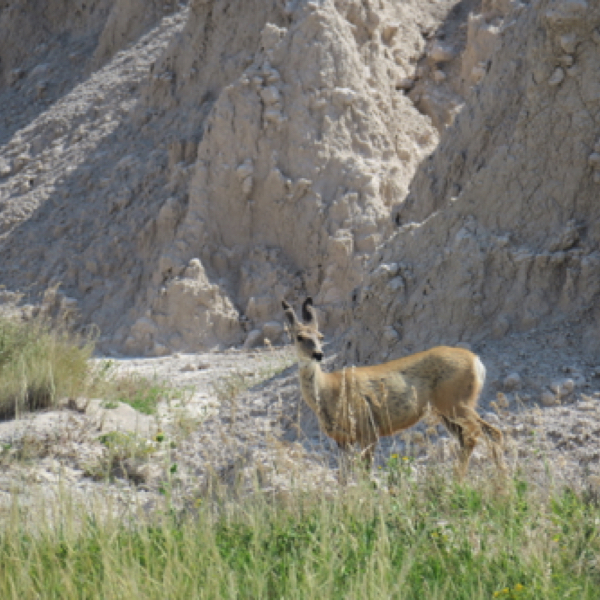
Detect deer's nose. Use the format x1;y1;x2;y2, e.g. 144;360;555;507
313;351;323;362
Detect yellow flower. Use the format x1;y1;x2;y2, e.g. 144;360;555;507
391;453;398;459
402;456;409;461
195;498;202;507
515;584;524;592
552;535;560;542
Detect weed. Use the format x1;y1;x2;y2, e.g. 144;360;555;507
84;431;160;482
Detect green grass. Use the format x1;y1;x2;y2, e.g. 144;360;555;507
91;360;187;415
1;468;599;599
0;316;94;419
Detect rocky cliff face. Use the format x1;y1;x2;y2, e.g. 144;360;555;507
3;0;594;360
344;0;600;365
1;0;453;354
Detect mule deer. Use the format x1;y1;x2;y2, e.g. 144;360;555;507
282;297;506;478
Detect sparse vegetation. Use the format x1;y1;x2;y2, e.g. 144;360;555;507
211;347;294;406
0;318;189;420
91;360;189;415
0;316;94;419
1;466;599;599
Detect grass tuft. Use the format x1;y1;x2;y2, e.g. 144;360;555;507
0;316;94;419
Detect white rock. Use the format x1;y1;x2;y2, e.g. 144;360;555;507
471;64;487;83
382;326;400;344
548;67;565;86
382;23;399;43
588;153;600;167
550;378;574;397
260;85;281;104
429;42;454;63
559;33;577;54
541;391;559;407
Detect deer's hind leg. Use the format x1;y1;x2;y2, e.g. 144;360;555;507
440;413;480;479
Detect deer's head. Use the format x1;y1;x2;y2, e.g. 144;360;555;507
282;297;324;363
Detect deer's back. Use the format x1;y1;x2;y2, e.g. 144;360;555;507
338;346;481;433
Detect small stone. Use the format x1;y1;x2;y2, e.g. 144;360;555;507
13;154;30;173
548;67;565;86
541;391;559;407
382;23;399;43
397;77;415;91
503;372;522;391
550;378;575;397
433;69;446;82
471;64;487;83
429;42;454;63
180;363;196;372
383;326;400;344
559;33;577;54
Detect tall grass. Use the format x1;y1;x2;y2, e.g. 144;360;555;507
1;466;598;599
0;317;94;419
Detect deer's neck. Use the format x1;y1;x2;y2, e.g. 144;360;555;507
297;359;330;415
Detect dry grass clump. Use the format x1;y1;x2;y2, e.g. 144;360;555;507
0;316;94;419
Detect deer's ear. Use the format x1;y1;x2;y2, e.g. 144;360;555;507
282;300;298;327
302;297;319;330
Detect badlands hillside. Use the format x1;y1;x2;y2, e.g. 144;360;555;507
1;0;600;503
1;0;511;356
